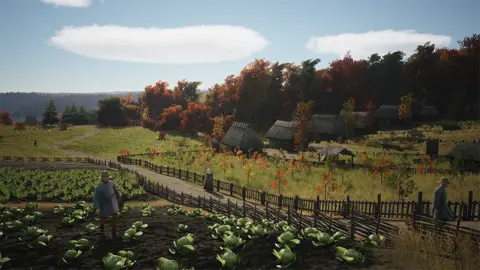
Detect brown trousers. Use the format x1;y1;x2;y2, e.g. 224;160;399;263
99;213;117;237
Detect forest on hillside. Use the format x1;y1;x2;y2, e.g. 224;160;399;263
96;34;479;132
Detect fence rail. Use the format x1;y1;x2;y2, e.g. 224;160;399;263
2;155;479;221
113;156;480;221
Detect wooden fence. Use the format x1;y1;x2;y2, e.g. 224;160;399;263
411;211;480;246
2;155;479;221
114;156;480;221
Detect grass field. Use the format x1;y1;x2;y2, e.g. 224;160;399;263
57;126;480;202
61;127;203;159
0;125;95;157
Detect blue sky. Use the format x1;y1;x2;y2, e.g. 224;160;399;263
0;0;478;93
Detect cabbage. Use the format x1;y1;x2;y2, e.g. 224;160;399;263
276;231;300;248
62;249;82;264
170;234;196;255
156;257;179;270
222;234;245;249
273;245;297;268
216;248;240;269
366;234;385;247
102;253;126;270
335;246;364;264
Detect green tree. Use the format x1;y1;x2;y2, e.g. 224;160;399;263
97;97;128;127
42;99;59;126
62;105;72;123
341;97;358;137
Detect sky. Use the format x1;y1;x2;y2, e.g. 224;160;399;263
0;0;479;93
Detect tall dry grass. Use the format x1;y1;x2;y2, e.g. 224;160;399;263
390;229;480;270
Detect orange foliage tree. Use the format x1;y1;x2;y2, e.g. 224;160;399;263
398;93;413;121
119;149;130;158
315;172;338;200
294;100;314;151
373;157;392;184
179;102;213;133
217;153;232;180
416;155;436;174
160;105;184;130
211;115;234;140
142;80;175;119
0;110;13;125
271;169;289;195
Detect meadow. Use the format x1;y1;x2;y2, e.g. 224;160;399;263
2;124;479;202
58;125;480;202
0;125;95;157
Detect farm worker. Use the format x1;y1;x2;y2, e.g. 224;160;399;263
432;177;454;221
204;168;214;192
93;170;122;238
33;140;38;147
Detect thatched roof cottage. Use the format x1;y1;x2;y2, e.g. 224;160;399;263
220;122;264;152
265;120;297;151
308;114;344;141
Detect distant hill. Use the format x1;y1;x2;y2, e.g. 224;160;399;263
0;90;210;121
0;92;142;120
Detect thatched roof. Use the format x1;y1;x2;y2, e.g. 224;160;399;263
407;130;425;137
420;106;439;116
316;146;355;157
339;111;374;128
309;114;344;135
445;143;480;162
265;121;297;140
221;122;264;150
375;105;399;120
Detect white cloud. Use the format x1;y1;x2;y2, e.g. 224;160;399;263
41;0;92;8
306;30;452;59
49;25;270;64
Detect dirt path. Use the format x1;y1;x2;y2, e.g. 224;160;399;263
32;128;251;207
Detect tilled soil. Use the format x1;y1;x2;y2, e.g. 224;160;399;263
0;207;394;270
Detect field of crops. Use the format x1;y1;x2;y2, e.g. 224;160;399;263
0;168;146;202
0;202;393;269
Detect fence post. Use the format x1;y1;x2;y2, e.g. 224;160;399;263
294;196;299;211
467;190;473;221
350;208;355;239
209;197;213;212
416;191;423;215
179;169;182;179
344;195;350;218
165;186;169;200
376;193;382;218
181;192;184;204
243;200;246;218
314;196;319;216
193;173;196;184
229;183;233;196
227;199;231;217
260;191;266;205
287;204;291;224
242;187;246;201
216;180;220;192
279;194;283;209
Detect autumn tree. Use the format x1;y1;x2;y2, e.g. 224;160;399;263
294;100;314;151
141;80;174;119
174;80;202;104
0;110;13;125
160;105;184;130
211;115;234;140
179;102;213;133
398;93;413;121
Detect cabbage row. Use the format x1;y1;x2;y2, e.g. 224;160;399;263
0;168;146;202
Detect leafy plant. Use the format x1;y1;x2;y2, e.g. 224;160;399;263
29;234;53;248
156;257;194;270
273;245;297;268
222;233;245;250
69;238;92;251
123;227;143;243
60;217;75;227
53;205;66;215
335;246;365;264
216;247;240;269
0;253;10;269
176;224;188;233
169;234;196;255
363;234;385;247
103;250;136;270
131;221;148;231
300;227;319;241
141;204;156;217
248;225;269;239
85;223;99;234
62;249;82;264
276;231;300;248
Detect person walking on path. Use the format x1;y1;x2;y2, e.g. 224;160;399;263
93;170;122;238
33;140;37;147
433;177;454;222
